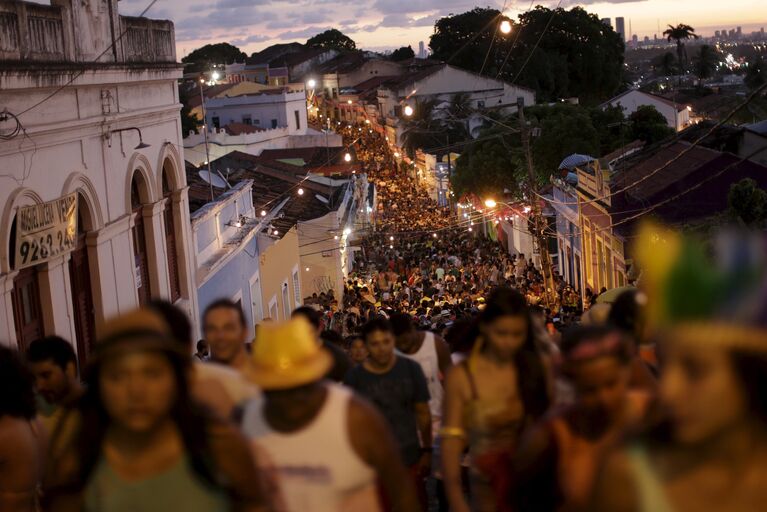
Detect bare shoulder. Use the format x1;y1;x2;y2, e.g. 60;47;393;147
591;447;641;512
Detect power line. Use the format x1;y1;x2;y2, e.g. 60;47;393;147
15;0;161;119
537;79;767;208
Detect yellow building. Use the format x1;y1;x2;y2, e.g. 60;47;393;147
258;227;302;321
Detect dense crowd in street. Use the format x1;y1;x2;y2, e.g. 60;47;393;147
1;121;767;512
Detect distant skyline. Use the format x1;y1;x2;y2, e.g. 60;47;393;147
51;0;767;56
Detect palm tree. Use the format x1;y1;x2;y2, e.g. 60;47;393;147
400;98;442;158
663;23;700;79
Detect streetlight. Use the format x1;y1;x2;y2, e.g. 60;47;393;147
484;199;498;208
297;187;304;196
500;20;512;34
211;70;221;81
343;227;352;236
307;79;316;89
344;152;352;162
260;210;267;217
403;105;414;117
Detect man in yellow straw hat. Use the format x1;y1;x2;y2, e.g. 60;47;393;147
241;317;421;512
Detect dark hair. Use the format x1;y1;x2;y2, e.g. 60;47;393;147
608;289;646;347
730;351;767;426
72;342;218;494
560;325;632;367
203;299;246;328
319;329;344;347
148;300;192;349
474;287;550;419
390;312;415;336
196;340;208;352
345;334;365;349
292;306;322;330
361;317;393;342
0;346;36;420
444;317;475;355
26;336;77;371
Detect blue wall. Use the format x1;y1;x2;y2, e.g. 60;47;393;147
197;235;261;336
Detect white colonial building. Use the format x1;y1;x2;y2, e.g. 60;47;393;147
601;90;692;132
0;0;198;361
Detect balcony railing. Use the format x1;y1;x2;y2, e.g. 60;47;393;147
0;0;176;63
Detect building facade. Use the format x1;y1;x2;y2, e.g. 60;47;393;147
602;90;692;132
0;0;198;358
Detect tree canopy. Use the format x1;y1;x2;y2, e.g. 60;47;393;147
728;178;767;227
628;105;675;145
745;56;767;91
306;29;356;51
693;45;720;82
429;6;625;104
181;43;247;73
390;46;415;62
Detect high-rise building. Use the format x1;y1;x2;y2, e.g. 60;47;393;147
615;17;626;42
715;30;721;38
601;18;611;28
418;41;425;59
644;36;650;44
632;34;639;47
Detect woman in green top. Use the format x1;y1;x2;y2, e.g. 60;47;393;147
43;309;269;512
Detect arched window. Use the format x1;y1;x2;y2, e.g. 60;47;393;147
131;173;152;305
162;164;181;302
9;216;44;350
69;194;96;367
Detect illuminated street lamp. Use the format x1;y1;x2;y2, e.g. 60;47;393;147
484;199;497;208
297;187;304;196
307;79;316;89
343;227;352;236
344;152;352;163
403;105;414;117
500;20;512;34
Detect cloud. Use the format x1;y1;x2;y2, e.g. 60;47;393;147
231;34;273;46
275;25;335;40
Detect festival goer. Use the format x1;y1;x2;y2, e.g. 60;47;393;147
25;336;83;433
242;317;421;512
347;335;368;365
149;300;258;421
0;346;46;512
195;340;210;361
292;306;352;382
203;299;259;383
345;317;432;510
513;325;653;511
441;287;551;512
43;308;268;512
591;227;767;512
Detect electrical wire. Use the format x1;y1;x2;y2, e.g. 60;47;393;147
15;0;161;119
536;79;767;208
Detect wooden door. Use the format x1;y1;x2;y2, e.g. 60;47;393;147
132;212;152;305
69;233;95;368
11;267;43;351
163;201;181;303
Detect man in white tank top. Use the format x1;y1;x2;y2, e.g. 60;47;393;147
241;318;421;512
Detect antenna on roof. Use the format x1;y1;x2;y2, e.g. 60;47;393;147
216;169;232;189
198;170;227;189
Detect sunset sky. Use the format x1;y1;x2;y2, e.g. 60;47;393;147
111;0;766;56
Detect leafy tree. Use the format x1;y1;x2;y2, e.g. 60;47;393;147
693;45;720;82
306;29;356;51
629;105;675;144
728;178;767;227
390;46;415;61
430;7;624;104
745;56;767;91
452;125;526;200
590;104;631;155
429;8;513;76
663;24;699;76
181;43;247;73
652;52;678;77
528;104;601;175
179;85;200;135
400;99;443;158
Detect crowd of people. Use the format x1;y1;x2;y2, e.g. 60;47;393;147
1;122;766;512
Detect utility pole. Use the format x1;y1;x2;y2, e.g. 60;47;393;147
518;97;554;310
199;79;214;202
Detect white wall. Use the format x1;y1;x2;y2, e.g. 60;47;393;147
0;57;198;349
206;91;308;133
606;90;690;131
